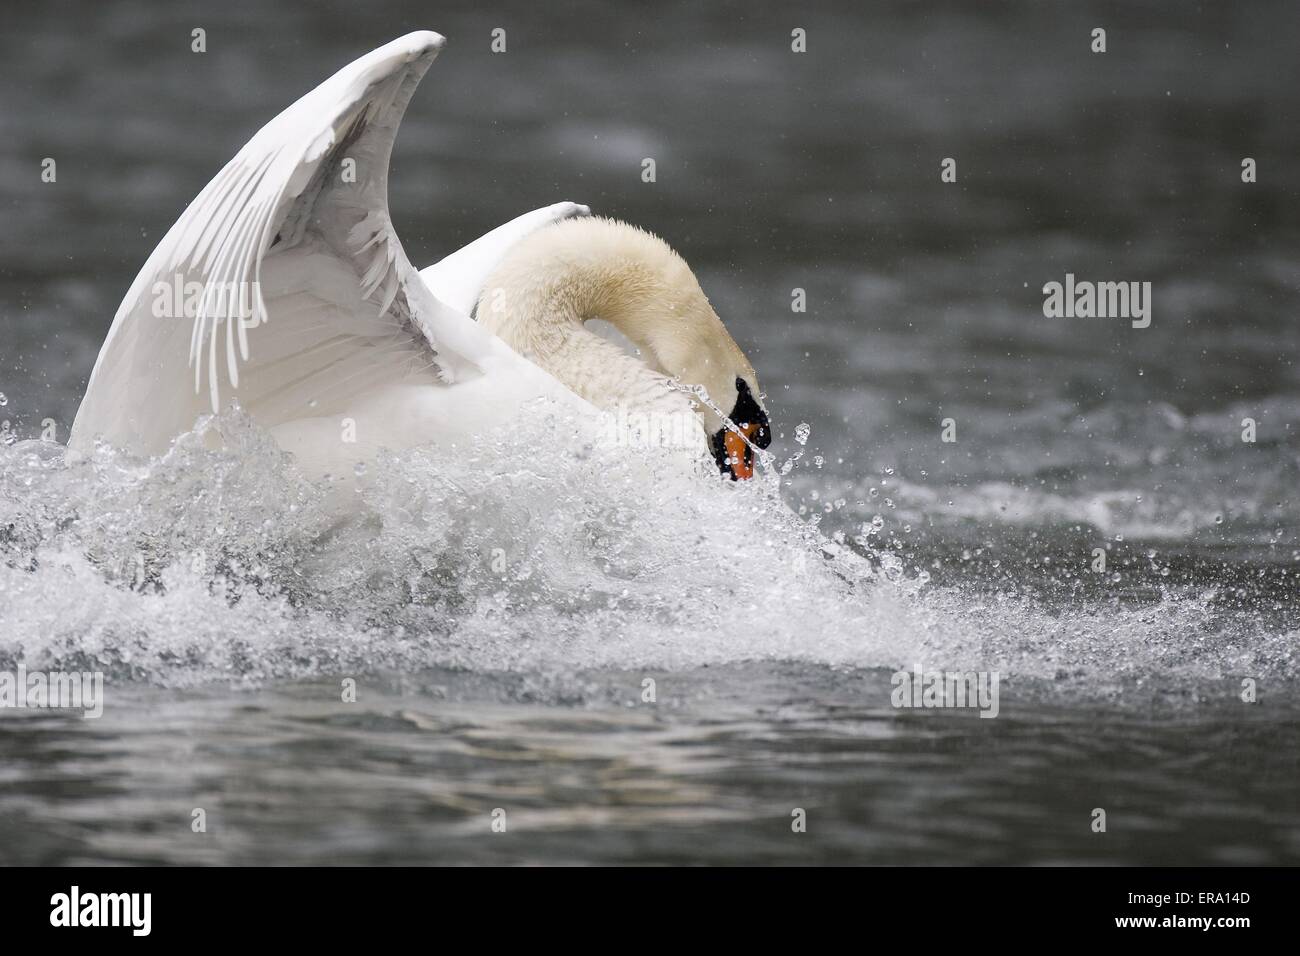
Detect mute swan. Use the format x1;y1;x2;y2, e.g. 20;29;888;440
68;31;771;484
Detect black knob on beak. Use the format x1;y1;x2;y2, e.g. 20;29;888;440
711;377;770;480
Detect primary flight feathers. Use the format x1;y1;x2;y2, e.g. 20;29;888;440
70;32;585;456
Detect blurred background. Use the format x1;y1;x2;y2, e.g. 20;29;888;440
1;0;1299;865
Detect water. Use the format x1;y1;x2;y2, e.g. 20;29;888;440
2;0;1299;865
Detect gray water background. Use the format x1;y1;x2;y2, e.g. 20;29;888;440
1;0;1299;864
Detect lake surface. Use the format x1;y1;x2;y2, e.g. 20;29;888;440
1;0;1298;865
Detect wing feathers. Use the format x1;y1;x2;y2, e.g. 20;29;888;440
69;31;501;456
420;202;592;315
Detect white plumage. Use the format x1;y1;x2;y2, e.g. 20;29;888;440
70;33;587;464
69;31;769;484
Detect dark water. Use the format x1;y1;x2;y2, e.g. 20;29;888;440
2;0;1299;865
4;670;1297;866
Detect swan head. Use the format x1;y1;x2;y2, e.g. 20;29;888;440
708;375;771;480
611;240;772;479
477;216;772;480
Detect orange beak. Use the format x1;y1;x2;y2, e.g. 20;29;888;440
723;422;760;480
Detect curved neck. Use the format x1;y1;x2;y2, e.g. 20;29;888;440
538;322;693;419
476;222;709;420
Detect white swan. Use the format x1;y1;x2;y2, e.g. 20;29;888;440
68;31;771;483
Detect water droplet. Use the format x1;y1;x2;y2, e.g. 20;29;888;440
794;423;810;445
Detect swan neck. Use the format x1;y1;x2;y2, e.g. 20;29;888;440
477;246;696;416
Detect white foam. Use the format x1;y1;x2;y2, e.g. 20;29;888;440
0;409;1292;694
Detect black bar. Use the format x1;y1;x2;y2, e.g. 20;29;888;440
0;866;1283;941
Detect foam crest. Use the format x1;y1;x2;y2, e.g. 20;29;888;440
0;408;1292;696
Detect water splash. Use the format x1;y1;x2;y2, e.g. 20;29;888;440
0;406;1293;697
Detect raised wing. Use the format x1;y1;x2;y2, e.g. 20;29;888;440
421;202;591;315
70;31;495;456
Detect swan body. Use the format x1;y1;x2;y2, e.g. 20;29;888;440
68;32;770;483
